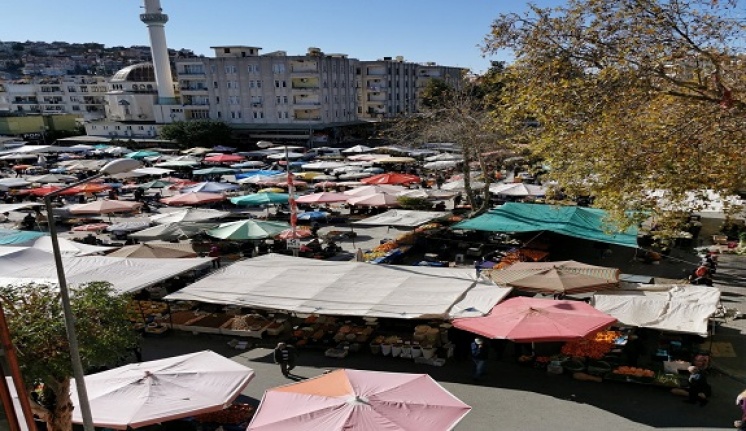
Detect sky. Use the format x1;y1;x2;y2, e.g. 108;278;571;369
0;0;564;74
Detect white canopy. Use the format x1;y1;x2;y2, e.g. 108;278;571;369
353;209;450;227
592;284;720;336
166;254;510;319
0;247;211;294
17;236;114;257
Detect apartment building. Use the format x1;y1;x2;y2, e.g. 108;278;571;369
357;57;465;120
176;46;359;128
0;75;107;120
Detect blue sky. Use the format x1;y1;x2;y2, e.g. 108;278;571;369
1;1;564;74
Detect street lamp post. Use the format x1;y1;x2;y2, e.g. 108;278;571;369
43;158;141;431
256;141;298;256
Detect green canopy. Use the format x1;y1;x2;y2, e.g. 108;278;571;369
137;180;173;190
125;150;161;160
453;203;638;248
230;193;290;206
207;220;290;240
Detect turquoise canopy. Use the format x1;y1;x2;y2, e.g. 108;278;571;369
230;193;290;206
0;229;45;245
453;203;638;248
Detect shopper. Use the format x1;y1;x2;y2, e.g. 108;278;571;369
470;338;488;381
274;342;298;378
685;366;711;406
208;244;221;269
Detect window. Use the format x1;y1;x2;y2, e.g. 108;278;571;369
283;96;288;104
225;65;237;74
257;81;262;88
282;81;286;88
67;86;76;92
126;125;132;130
115;126;121;130
229;96;240;105
278;111;282;119
275;80;280;88
284;112;289;118
276;96;281;104
272;64;285;74
138;126;144;130
249;80;255;88
224;48;230;54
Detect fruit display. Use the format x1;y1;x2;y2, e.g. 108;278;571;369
561;337;614;359
655;373;685;388
126;300;169;326
191;313;233;329
168;311;206;327
227;314;270;331
415;223;441;233
373;242;398;253
612;366;655;378
593;330;623;343
395;231;417;245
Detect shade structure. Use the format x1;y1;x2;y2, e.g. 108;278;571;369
180;181;238;194
182;146;212;155
192;167;235;175
314;181;338;189
276;228;313;239
452;297;617;342
297;211;329;221
150;208;229;224
129;222;216;241
137;180;174;190
27;173;77;184
203;154;245;163
231;160;266;169
295;192;349;204
440;179;486;191
155;160;200;168
125;150;161;160
347;193;400;207
424;160;460;170
301;161;348;170
0;178;31;189
64;183;112;195
266;151;305;160
69;200;142;215
237;173;287;185
338;172;373;181
230;192;289;206
376;156;417;164
342;184;406;197
425;153;462;162
28;185;62;197
489;182;548;197
106;242;198;258
293;172;322;181
489;260;620;294
396;189;430;199
258;187;285;193
361;173;421;185
247;369;470;431
208;219;290;240
160;192;226;206
72;223;110;232
71;350;254;430
341;144;374;153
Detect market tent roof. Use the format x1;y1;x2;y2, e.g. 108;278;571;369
353;209;450;227
129;222;217;241
0;229;45;245
453;203;638;248
106;242;197;258
0;247;211;294
165;254;511;319
591;284;720;336
22;236;114;257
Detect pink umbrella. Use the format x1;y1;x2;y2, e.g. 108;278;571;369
160;192;226;206
247;369;470;431
275;228;313;239
452;297;617;342
69;200;142;215
295;192;349;204
203;154;245;163
347;192;400;207
360;172;420;185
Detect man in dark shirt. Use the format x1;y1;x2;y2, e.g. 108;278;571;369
471;338;489;381
274;342;298;377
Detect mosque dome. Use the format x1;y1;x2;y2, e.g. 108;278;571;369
110;63;157;83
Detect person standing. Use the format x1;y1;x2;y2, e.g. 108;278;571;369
685;366;711;406
471;338;488;381
208;244;221;269
274;342;298;377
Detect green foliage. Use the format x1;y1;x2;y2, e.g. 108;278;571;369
397;196;434;210
0;282;136;386
420;79;454;109
160;120;233;149
484;0;746;232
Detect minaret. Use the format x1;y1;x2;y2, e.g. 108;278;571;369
140;0;176;104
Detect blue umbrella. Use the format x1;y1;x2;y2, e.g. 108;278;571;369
297;211;329;221
235;170;284;180
230;192;289;206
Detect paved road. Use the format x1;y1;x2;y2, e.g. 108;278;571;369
142;332;744;431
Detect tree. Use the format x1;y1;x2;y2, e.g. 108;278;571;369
160;120;233;149
484;0;746;233
420;79;454;109
0;282;136;431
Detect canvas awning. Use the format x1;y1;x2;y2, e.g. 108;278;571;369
166;254;511;319
453;203;638;248
591;284;720;336
0;247;211;294
353;209;450;228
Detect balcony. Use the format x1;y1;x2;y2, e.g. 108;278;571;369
367;93;387;102
366;85;388;92
290;60;318;73
366;67;387;76
180;85;208;93
294;108;321;121
179;69;205;76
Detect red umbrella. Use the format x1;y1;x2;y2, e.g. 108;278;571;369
160;192;226;206
360;172;420;185
63;183;112;195
28;185;62;197
203;154;245;163
452;297;617;343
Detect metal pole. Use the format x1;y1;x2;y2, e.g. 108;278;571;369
45;182;101;431
0;359;21;431
0;306;36;430
286;145;298;257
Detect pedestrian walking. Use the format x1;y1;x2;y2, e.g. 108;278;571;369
471;338;488;381
208;244;221;269
274;342;298;377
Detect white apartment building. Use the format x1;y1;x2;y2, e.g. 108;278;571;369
176;46;359;129
0;75;107;120
357;57;465;120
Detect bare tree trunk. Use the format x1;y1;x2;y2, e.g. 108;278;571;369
47;379;74;431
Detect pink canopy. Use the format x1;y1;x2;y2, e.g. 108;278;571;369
295;192;349;204
248;369;470;431
69;200;142;215
361;172;420;185
160;192;226;206
72;350;254;430
203;154;245;163
452;297;616;342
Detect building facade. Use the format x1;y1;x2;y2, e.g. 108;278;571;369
0;75;107;121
